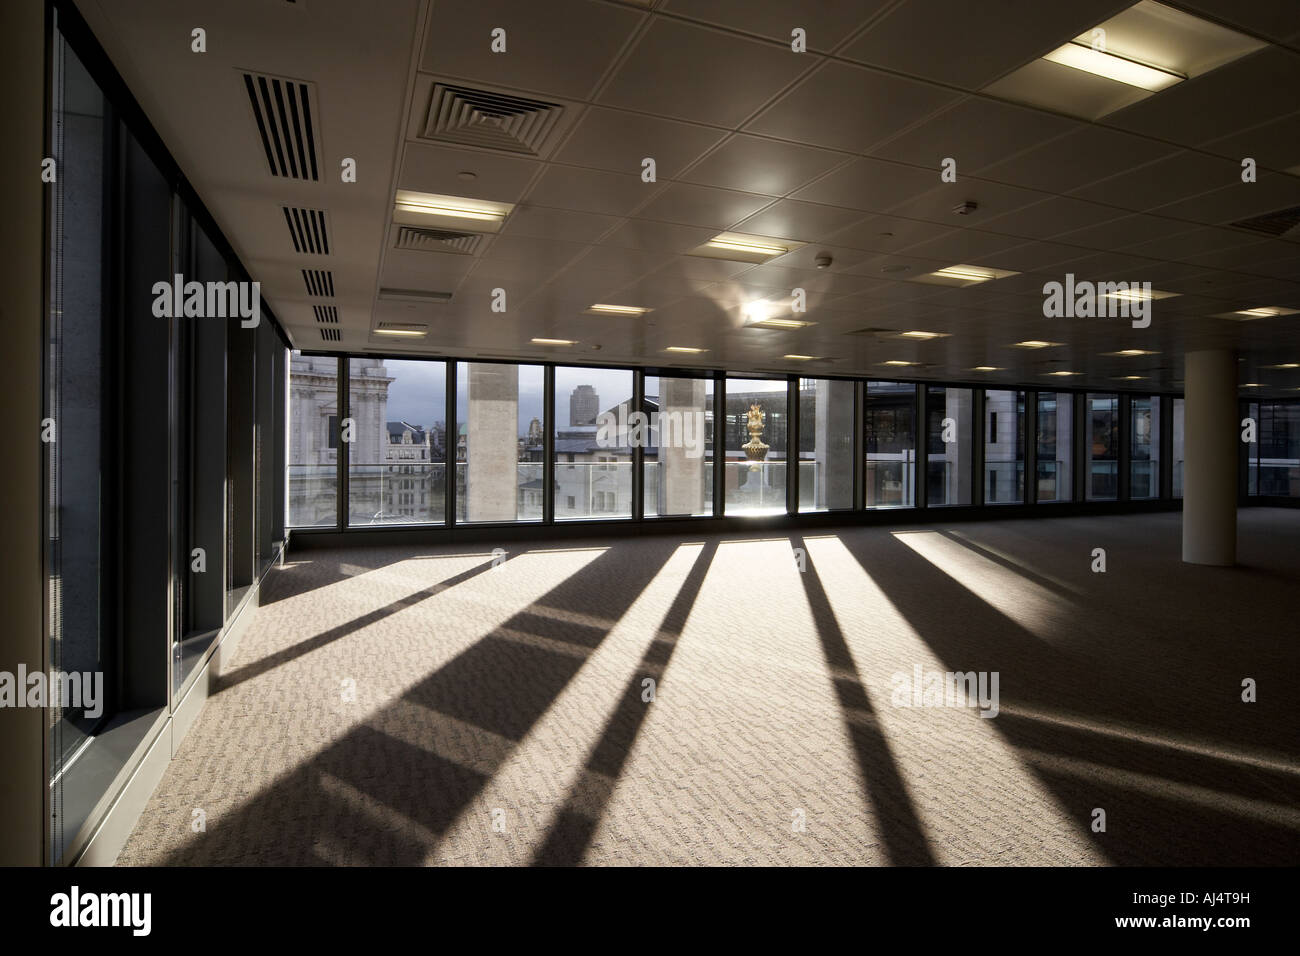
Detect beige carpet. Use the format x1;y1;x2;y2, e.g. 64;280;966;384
117;509;1300;866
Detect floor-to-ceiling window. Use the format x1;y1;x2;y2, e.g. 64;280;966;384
984;389;1025;504
1036;392;1073;502
927;386;973;506
1259;401;1300;496
456;362;545;522
723;377;787;515
1086;393;1119;500
46;32;109;786
1130;396;1161;499
644;375;713;518
288;353;339;527
348;358;447;525
799;378;855;512
555;366;633;520
864;381;915;508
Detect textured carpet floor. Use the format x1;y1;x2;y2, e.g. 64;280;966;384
117;509;1300;866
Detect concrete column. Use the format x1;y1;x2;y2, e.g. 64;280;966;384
467;364;519;522
1182;349;1237;566
660;378;705;515
814;379;855;509
0;0;47;866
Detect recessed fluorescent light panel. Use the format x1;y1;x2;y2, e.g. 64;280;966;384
983;1;1264;120
665;346;707;354
587;303;650;316
784;354;818;361
898;330;950;340
393;190;514;233
531;338;576;346
741;298;814;330
1103;288;1178;302
1221;307;1300;320
1042;42;1183;91
690;232;803;264
970;366;1003;372
373;323;428;337
1107;349;1159;356
1012;340;1063;349
917;264;1019;287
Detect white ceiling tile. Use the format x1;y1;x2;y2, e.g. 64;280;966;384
419;0;644;99
598;19;811;127
680;134;847;195
634;182;773;229
554;106;726;178
745;62;961;153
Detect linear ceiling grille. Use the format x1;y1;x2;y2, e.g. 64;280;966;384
302;269;335;296
283;207;330;255
243;72;320;181
312;305;339;324
319;327;341;342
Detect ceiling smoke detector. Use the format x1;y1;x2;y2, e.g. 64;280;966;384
953;201;978;216
814;253;833;270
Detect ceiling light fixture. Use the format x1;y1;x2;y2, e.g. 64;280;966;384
1103;287;1179;302
970;366;1003;372
690;232;801;264
392;190;513;232
899;330;949;340
784;354;818;361
372;328;427;337
1264;363;1299;369
1046;370;1082;376
665;346;708;354
1231;306;1300;319
1108;349;1159;356
588;303;650;316
1013;340;1063;349
1043;41;1185;91
920;264;1019;286
881;360;921;367
531;338;576;346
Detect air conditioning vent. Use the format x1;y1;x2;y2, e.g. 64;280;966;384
1231;204;1300;238
283;207;330;255
302;269;334;297
394;225;483;255
319;327;341;342
242;72;320;181
378;288;453;303
313;305;339;324
421;83;564;156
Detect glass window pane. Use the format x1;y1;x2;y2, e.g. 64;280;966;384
724;378;787;515
926;386;973;506
1245;400;1259;495
644;376;713;517
984;389;1025;504
455;362;544;523
1260;402;1300;496
1130;396;1161;499
865;381;915;509
554;367;633;520
1172;398;1185;498
288;354;339;527
1036;392;1073;502
1086;393;1119;500
47;36;108;774
348;359;447;525
799;378;856;512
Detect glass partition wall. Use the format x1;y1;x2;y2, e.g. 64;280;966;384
288;360;1190;529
